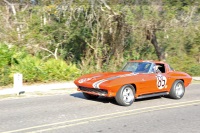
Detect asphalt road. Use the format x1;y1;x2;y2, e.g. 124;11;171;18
0;84;200;133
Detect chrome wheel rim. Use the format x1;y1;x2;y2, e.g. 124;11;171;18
122;87;134;103
175;83;184;98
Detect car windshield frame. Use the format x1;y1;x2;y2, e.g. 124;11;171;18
122;62;154;73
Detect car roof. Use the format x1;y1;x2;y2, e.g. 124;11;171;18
129;60;166;64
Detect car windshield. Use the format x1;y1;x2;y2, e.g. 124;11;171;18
122;62;153;73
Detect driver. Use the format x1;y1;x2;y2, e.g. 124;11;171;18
153;65;161;73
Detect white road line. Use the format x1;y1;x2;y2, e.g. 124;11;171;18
2;99;200;133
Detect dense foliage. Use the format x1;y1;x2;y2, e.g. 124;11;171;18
0;43;80;86
0;0;200;86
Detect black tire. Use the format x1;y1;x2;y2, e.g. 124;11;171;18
83;92;99;100
169;80;185;99
115;84;135;106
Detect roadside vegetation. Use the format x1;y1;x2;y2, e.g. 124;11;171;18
0;0;200;86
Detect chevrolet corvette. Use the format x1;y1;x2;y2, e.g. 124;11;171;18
74;60;192;106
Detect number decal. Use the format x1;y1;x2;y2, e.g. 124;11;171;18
156;75;167;89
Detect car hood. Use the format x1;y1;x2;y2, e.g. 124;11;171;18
74;71;137;88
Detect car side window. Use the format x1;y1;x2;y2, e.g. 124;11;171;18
155;63;165;73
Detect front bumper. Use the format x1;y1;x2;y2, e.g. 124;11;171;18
78;86;108;96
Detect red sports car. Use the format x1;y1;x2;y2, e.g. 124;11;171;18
74;60;192;106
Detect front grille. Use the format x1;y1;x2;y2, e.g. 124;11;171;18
78;86;108;95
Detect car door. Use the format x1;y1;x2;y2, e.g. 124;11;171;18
149;63;169;92
147;73;168;92
139;63;169;94
140;73;160;94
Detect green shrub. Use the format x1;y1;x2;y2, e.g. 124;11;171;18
11;57;81;83
43;59;80;81
0;43;13;86
11;55;43;82
0;44;12;68
0;66;12;86
187;63;200;76
167;56;200;76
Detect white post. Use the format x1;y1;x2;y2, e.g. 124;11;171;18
13;73;24;95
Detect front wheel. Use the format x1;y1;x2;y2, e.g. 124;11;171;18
115;84;135;106
169;80;185;99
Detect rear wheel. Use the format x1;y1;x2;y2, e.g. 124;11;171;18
83;92;99;99
169;80;185;99
115;84;135;106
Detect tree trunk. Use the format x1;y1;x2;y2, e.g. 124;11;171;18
147;30;165;61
